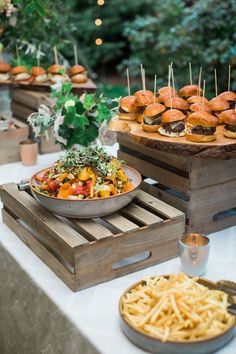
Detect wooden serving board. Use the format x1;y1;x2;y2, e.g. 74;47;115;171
110;117;236;158
0;78;97;94
0;183;185;291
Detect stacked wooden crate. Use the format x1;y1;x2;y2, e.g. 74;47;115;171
10;88;60;154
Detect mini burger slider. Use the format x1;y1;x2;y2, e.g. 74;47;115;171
142;103;166;132
119;96;138;121
219;91;236;109
158;109;186;137
164;96;189;114
134;90;154;123
30;66;48;83
12;65;30;82
69;65;87;83
220;109;236;139
48;64;68;83
179;85;202;98
208;96;229;117
186;111;218;142
0;62;11;81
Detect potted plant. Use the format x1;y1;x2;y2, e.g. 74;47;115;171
28;83;118;149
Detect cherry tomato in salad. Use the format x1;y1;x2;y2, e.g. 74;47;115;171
48;179;59;192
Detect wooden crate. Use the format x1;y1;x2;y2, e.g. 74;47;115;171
117;133;236;235
0;117;28;164
0;183;185;292
10;88;52;111
39;136;60;154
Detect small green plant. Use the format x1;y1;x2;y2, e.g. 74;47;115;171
28;82;117;149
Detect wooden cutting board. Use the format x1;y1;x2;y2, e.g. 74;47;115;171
109;117;236;158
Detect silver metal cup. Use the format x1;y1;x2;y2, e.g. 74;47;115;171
179;233;210;276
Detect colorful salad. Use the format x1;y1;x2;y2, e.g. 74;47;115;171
33;146;133;199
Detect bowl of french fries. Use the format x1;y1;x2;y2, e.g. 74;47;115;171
119;273;236;354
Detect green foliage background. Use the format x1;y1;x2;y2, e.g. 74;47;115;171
1;0;236;95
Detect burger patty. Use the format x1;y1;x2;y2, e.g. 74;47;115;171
191;125;216;135
162;121;185;133
225;124;236;132
143;114;162;126
119;107;128;113
229;101;236;109
137;106;146;114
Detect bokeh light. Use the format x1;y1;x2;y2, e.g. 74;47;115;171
95;38;103;46
95;19;102;26
97;0;105;5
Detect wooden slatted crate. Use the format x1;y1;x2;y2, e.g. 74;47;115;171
0;117;29;164
0;183;185;292
117;133;236;234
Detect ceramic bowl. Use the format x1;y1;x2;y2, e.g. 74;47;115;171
119;276;236;354
30;165;142;218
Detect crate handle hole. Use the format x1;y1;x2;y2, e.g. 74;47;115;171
112;251;151;270
213;208;236;222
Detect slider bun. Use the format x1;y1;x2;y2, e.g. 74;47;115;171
71;73;87;83
187;112;218;127
219;109;236;125
30;66;46;76
186;132;216;142
69;65;85;76
50;74;67;83
120;96;137;113
13;72;30;81
34;74;48;83
142;124;160;133
209;97;229;111
179;85;202;97
223;129;236;139
190;103;212;113
144;103;165;117
158;86;178;96
165;97;189;110
118;112;138;121
161;109;185;123
187;96;209;104
12;66;28;75
134;90;154;106
219;91;236;102
48;64;65;74
0;62;11;73
136;114;144;123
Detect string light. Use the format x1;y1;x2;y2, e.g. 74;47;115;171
95;38;103;46
97;0;105;5
95;18;102;26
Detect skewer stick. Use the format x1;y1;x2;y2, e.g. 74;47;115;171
197;66;202;96
189;62;192;85
168;65;171;87
140;64;144;90
37;44;41;67
53;46;58;65
214;69;218;97
201;80;205;112
228;64;231;92
153;74;157;104
126;68;131;96
171;68;175;97
143;68;146;91
0;44;3;62
74;44;78;66
16;45;20;66
169;85;173;110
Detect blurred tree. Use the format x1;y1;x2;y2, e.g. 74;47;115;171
121;0;236;94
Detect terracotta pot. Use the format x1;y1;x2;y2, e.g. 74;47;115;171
19;140;38;166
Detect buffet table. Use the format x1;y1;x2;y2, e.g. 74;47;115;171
0;152;236;354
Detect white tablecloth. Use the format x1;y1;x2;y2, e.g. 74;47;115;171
0;150;236;354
